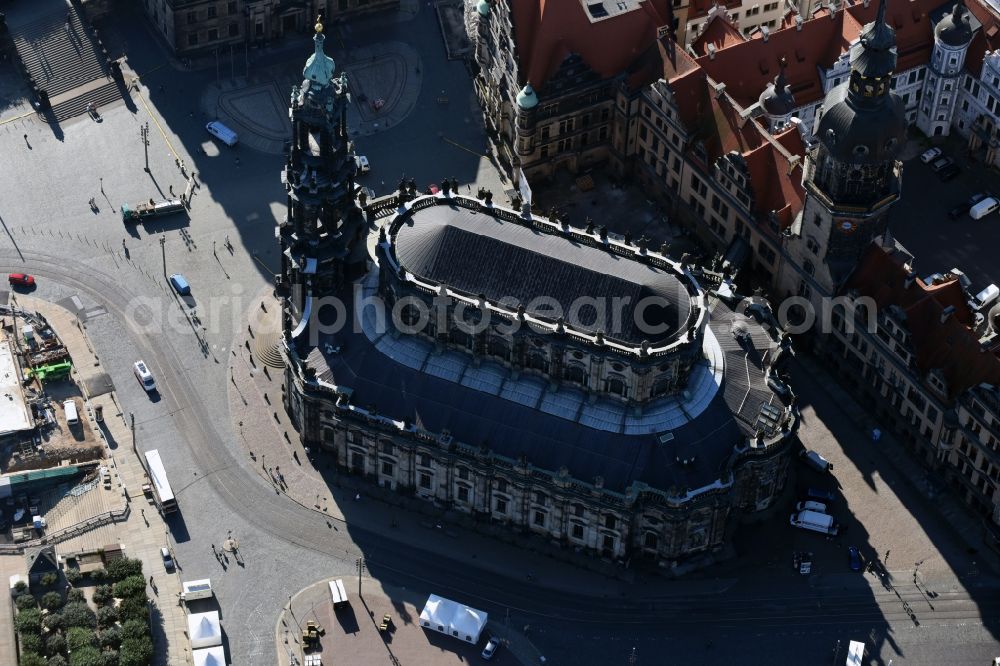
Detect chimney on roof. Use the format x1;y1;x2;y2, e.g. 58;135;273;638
863;0;870;7
707;43;717;60
761;25;770;42
796;15;803;30
786;155;801;174
941;305;956;324
713;81;727;98
904;271;916;289
829;3;837;18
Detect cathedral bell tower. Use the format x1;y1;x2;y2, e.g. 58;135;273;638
793;0;906;298
277;17;367;344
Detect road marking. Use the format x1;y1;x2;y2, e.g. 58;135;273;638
0;110;36;126
443;136;486;158
134;85;180;161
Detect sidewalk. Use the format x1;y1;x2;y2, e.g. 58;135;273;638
797;353;1000;582
14;295;193;666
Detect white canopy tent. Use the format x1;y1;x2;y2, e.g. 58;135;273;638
188;611;222;649
192;645;226;666
418;594;487;644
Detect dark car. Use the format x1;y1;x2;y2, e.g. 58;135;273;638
949;193;987;219
848;546;862;572
8;273;35;288
938;163;961;181
806;487;836;502
931;156;955;172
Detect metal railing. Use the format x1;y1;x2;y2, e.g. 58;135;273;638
0;504;129;554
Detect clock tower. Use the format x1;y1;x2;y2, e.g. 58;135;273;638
783;0;905;301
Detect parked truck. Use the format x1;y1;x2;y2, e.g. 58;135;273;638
790;509;839;535
800;449;833;472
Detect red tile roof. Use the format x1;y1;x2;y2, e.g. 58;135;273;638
690;11;747;56
695;0;939;109
510;0;670;91
845;244;1000;399
742;127;806;231
964;0;1000;77
686;0;741;22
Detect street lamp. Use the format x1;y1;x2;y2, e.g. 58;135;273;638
140;122;150;173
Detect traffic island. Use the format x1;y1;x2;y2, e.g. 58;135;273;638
275;577;528;666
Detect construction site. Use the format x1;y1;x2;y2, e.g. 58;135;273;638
0;303;105;545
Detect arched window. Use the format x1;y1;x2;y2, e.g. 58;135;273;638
606;376;627;397
564;364;587;386
526;352;548;374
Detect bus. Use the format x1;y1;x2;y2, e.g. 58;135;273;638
144;449;177;514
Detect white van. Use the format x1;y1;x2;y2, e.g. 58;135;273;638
973;283;999;311
970;196;999;220
790;510;839;535
800;449;833;472
181;579;213;601
205;121;238;147
63;399;79;426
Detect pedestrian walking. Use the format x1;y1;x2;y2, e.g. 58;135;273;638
122;238;126;248
149;576;154;586
169;185;174;196
884;549;891;564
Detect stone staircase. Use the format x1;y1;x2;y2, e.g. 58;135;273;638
8;4;125;121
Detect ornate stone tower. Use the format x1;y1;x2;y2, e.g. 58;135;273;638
785;0;905;300
917;2;973;138
277;18;367;343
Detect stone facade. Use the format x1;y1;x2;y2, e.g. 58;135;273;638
141;0;315;55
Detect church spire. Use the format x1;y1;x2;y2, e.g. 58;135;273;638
303;16;335;87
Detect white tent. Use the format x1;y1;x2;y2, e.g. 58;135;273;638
193;645;226;666
188;611;222;649
419;594;487;644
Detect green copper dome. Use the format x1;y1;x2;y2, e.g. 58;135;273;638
516;84;538;109
303;20;335;87
477;0;490;15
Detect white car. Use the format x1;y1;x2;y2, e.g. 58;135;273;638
481;636;500;660
920;147;942;163
160;546;175;571
355;155;370;173
134;360;156;392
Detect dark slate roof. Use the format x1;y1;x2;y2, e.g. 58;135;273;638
306;293;785;494
935;3;974;47
26;546;58;575
391;204;693;345
817;83;906;165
